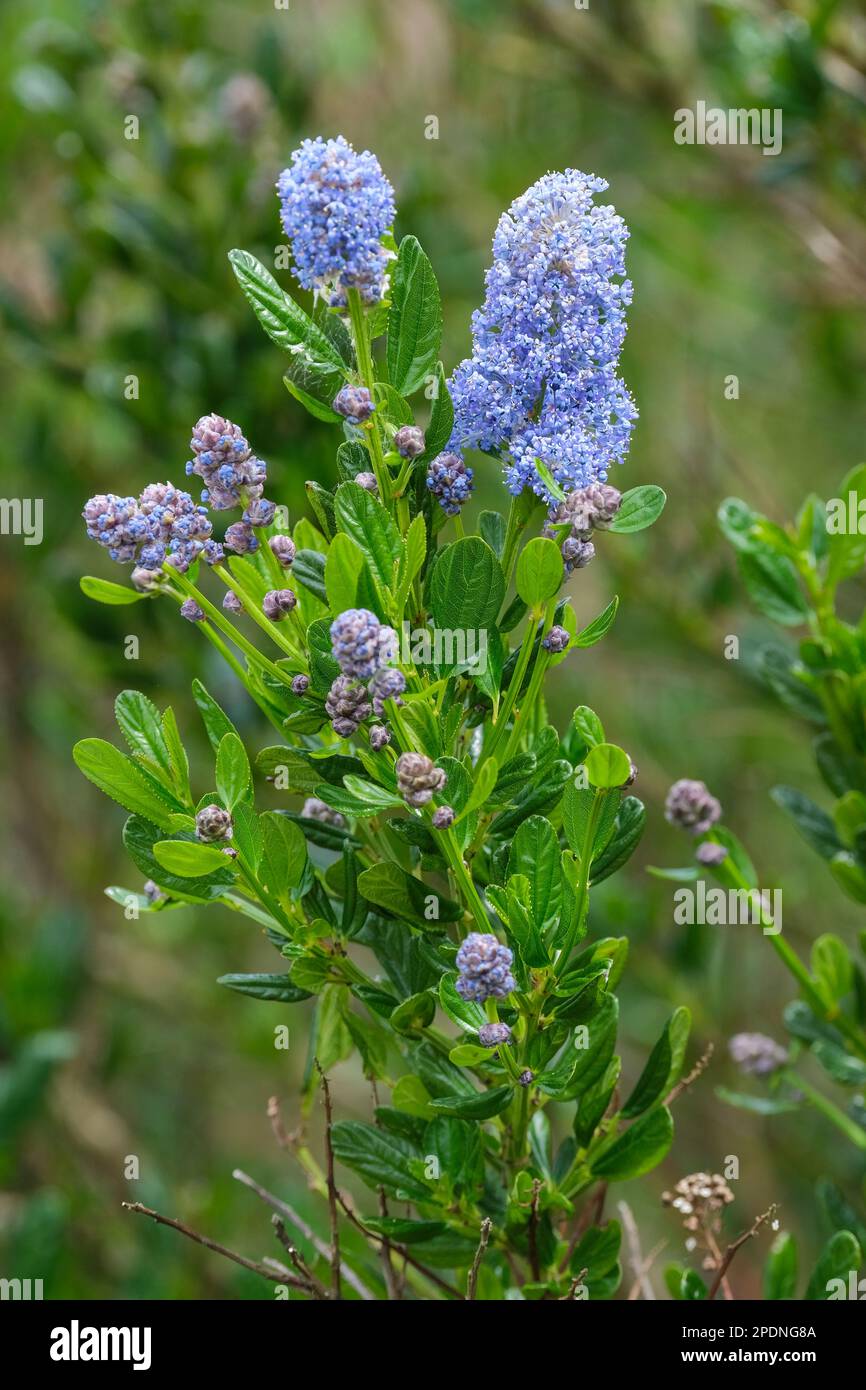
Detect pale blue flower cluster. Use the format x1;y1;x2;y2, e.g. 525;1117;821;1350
426;451;474;516
277;136;396;307
455;933;516;1003
83;483;215;573
448;169;638;506
330;608;396;681
186;414;269;513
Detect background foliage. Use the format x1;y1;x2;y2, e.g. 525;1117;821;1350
1;0;865;1297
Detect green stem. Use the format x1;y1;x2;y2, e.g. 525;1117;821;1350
166;567;294;687
213;563;301;662
347;289;389;502
438;827;490;937
255;527;286;588
485;608;541;763
724;860;866;1061
500;598;557;764
782;1069;866;1150
195;610;287;737
555;789;606;975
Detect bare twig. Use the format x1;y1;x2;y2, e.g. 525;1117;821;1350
267;1094;291;1149
335;1192;462;1300
467;1218;492;1300
618;1200;656;1300
272;1217;328;1300
371;1081;400;1301
315;1061;341;1301
122;1200;308;1291
707;1205;779;1301
627;1239;667;1300
559;1267;589;1300
665;1044;714;1107
231;1168;375;1301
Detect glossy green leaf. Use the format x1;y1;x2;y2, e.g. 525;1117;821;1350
387;236;442;396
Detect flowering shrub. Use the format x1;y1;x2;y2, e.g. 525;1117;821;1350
77;136;833;1302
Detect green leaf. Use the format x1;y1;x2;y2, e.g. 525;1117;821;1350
804;1230;862;1299
215;733;252;810
429;537;505;638
153;840;233;877
217;972;312;1003
591;1106;674;1180
391;1075;435;1118
324;532;374;616
424;1115;483;1194
161;707;191;803
73;739;178;830
621;1007;691;1117
510;816;561;927
80;575;147;605
292;548;328;605
590;797;646;884
737;552;809;626
763;1231;798;1300
830;852;866;904
816;1177;866;1253
387;235;442;396
363;1218;446;1245
390;991;437;1035
585;744;631;790
515;537;563;605
569;1220;622;1296
428;1085;513;1120
122;816;234;901
771;786;843;861
811;934;853;1004
459;757;500;822
607;485;666;534
330;1121;432;1204
680;1270;708;1300
358;861;461;922
115;690;172;775
715;1086;800;1116
334;481;401;588
259;812;308;904
573;596;619;648
420;364;454;460
540;995;619;1100
228;249;345;416
192;680;240;754
341;775;404;811
479;511;506;559
572;706;605;747
448;1044;491;1067
396;513;427;615
561;782;619;859
438;974;486;1034
717;497;764;553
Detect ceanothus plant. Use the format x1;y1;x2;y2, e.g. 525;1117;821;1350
74;137;699;1302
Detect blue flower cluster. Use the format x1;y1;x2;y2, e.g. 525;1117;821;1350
426;451;474;516
455;933;516;1003
83;483;216;574
448;169;638;507
277;137;396;307
330;608;396;681
186;414;269;513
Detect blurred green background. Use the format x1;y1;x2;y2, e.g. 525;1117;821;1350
1;0;865;1298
